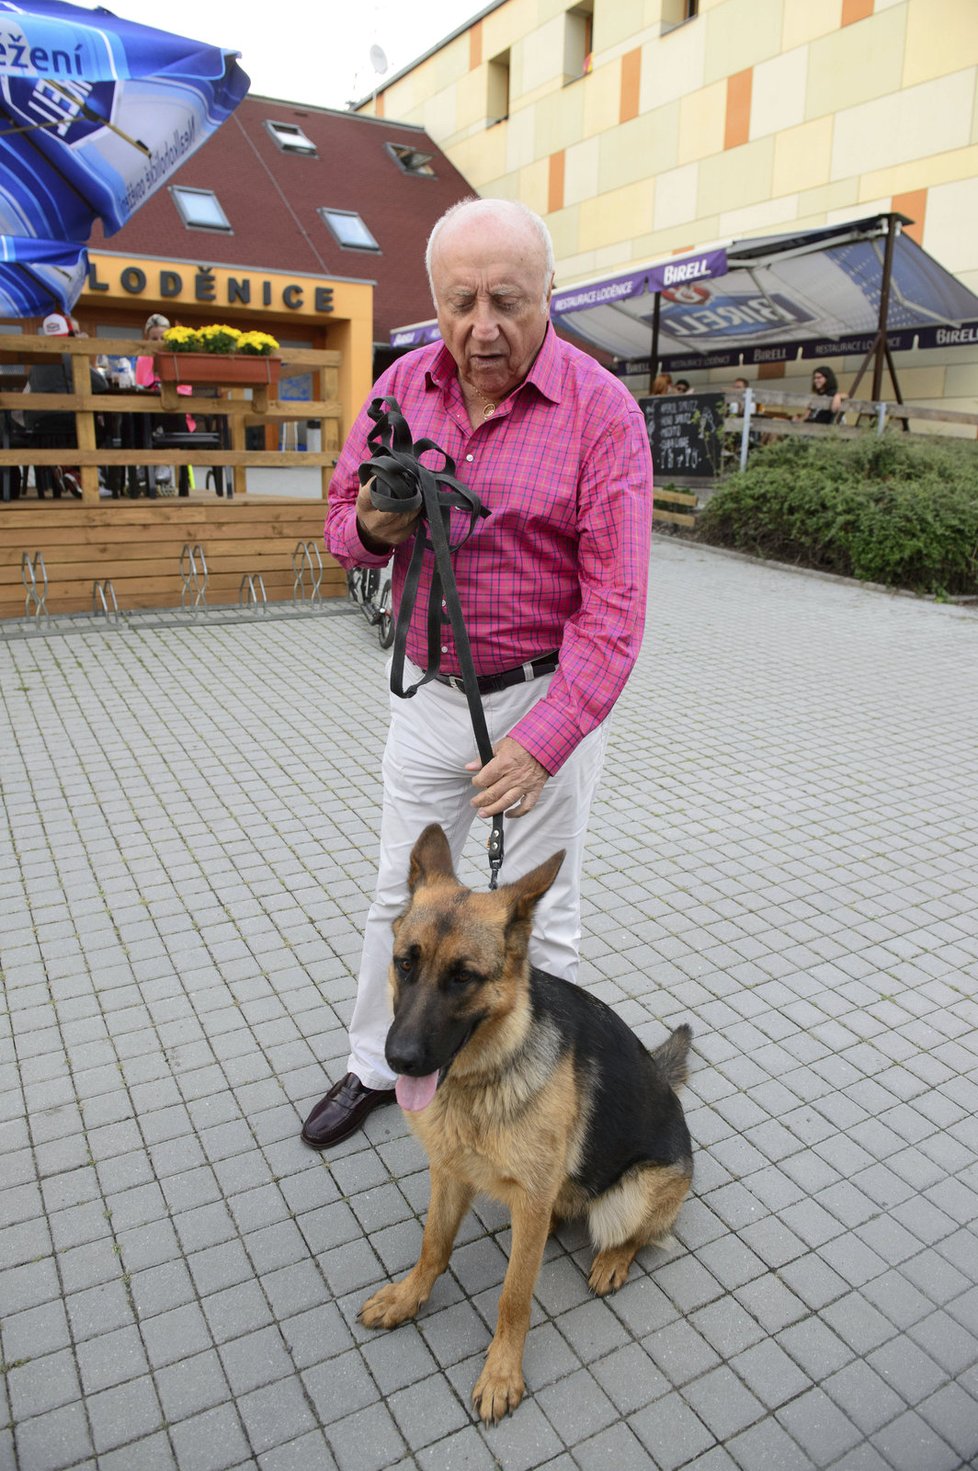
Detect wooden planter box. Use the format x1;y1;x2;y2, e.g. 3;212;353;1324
157;352;281;411
157;352;281;388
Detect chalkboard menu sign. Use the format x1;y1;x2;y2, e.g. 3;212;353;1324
638;391;726;479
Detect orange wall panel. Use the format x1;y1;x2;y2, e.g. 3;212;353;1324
841;0;875;26
724;68;752;151
548;151;565;214
893;189;927;243
620;48;641;124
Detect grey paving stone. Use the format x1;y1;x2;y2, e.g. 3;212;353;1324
655;1255;725;1314
867;1334;949;1402
129;1259;197;1319
7;1348;81;1421
644;1317;723;1386
57;1236;125;1293
359;1321;442;1396
683;1364;767;1441
141;1301;215;1369
86;1376;165;1455
13;1401;94;1471
257;1429;338;1471
324;1401;407;1471
535;1365;620;1444
908;1307;978;1377
167;1405;252;1471
777;1316;854;1380
156;1348;232;1423
236;1375;319;1455
870;1409;963;1471
631;1389;716;1470
690;1297;766;1360
201;1278;276;1344
387;1372;471;1451
729;1339;811;1410
0;1294;72;1363
96;1430;179;1471
277;1299;355;1370
778;1254;849;1312
76;1322;151;1394
823;1358;908;1436
65;1278;136;1341
725;1414;813;1471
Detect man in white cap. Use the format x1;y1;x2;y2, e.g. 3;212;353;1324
25;313;107;496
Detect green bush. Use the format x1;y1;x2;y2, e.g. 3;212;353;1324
696;434;978;596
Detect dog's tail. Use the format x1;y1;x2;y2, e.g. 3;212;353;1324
652;1023;693;1090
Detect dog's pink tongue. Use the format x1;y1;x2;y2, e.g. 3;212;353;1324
395;1071;439;1113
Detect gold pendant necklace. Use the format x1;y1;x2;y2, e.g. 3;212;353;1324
482;400;496;418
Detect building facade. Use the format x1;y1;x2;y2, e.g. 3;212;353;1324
360;0;978;410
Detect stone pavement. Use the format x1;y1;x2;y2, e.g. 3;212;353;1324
1;537;977;1471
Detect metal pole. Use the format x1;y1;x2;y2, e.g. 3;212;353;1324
648;291;661;392
871;214;900;402
739;388;754;472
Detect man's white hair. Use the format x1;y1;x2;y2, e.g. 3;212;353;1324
425;197;555;307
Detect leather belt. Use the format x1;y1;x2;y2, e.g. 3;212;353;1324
434;652;558;696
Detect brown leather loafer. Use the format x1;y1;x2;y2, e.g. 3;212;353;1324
300;1073;396;1149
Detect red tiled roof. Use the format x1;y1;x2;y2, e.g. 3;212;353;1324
98;96;477;342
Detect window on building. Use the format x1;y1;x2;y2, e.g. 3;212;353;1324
487;49;510;125
319;208;380;251
564;3;594;82
662;0;698;32
386;142;437;177
170;186;232;232
265;120;318;155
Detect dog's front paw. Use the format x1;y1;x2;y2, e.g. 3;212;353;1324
588;1244;638;1296
359;1280;424;1329
472;1356;525;1423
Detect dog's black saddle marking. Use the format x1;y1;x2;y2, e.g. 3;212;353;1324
528;969;693;1199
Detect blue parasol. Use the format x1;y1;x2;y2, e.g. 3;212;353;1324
0;231;87;315
0;0;249;316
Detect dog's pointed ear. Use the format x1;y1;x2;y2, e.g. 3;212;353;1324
505;850;565;921
408;824;456;892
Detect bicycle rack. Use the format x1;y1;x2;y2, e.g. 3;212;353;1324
292;540;324;604
180;543;208;612
239;572;268;611
21;551;49;620
92;579;121;621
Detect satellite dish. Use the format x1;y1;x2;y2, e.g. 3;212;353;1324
369;44;389;75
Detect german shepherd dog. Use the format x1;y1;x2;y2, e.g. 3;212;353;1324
359;824;694;1423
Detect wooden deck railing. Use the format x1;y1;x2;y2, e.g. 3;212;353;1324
0;333;342;504
728;388;978;470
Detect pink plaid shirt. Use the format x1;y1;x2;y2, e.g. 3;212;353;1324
325;327;653;773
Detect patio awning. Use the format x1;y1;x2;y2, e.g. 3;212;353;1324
391;214;978;373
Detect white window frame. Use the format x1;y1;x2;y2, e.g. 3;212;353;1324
170;186;232;232
265;119;317;155
318;208;380;252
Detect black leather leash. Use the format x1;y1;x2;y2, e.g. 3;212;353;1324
358;395;507;888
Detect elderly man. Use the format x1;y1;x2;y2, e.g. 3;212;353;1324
301;198;653;1148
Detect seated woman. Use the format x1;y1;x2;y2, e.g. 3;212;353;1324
137;313;195;496
803;365;847;424
649;372;673;396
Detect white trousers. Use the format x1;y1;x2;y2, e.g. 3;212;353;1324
347;666;609;1090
